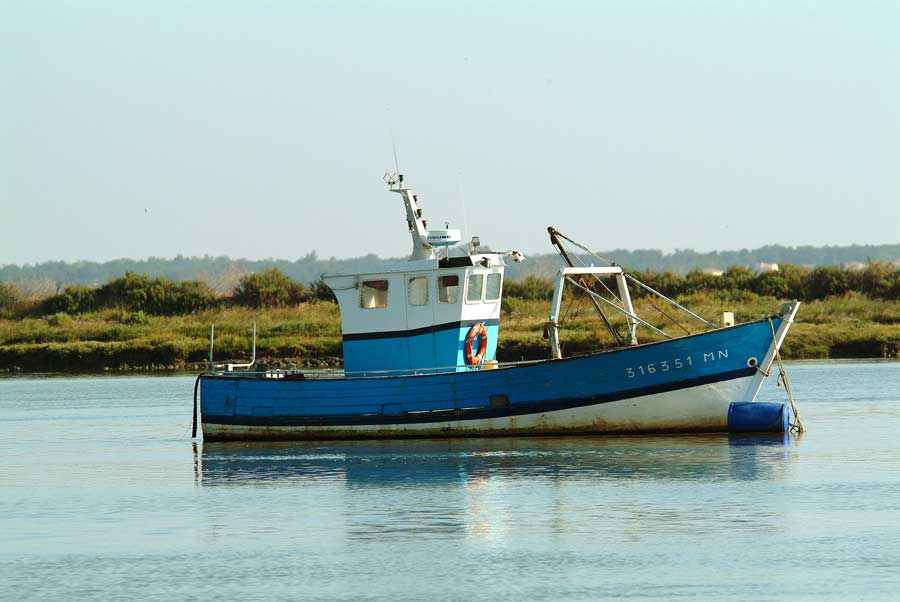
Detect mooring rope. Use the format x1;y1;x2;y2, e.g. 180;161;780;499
767;318;804;433
191;373;205;439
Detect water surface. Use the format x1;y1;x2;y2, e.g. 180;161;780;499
1;361;898;601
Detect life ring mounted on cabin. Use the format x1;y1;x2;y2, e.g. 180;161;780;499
464;322;488;366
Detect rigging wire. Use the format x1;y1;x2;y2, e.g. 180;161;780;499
625;275;714;328
561;239;623;301
645;295;693;336
552;230;617;266
557;289;587;356
564;277;673;340
550;227;715;330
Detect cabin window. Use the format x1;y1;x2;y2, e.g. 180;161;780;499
360;279;389;308
466;273;484;303
407;276;428;306
438;275;459;304
485;273;502;302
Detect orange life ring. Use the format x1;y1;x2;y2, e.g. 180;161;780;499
464;322;488;366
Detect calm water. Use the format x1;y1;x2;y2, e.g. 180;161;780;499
1;361;899;601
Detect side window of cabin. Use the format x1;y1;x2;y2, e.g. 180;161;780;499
485;273;502;302
360;279;388;308
438;275;459;304
466;273;484;304
408;276;428;306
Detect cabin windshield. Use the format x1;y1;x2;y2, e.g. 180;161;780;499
485;273;502;302
466;273;484;303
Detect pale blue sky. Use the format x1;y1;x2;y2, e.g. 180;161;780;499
2;1;898;265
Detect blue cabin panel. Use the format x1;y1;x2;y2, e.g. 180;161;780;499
342;321;501;375
343;336;412;375
407;330;437;373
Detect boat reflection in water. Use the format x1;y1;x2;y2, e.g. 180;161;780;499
193;435;794;543
196;434;792;487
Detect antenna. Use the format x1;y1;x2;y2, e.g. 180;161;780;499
391;130;401;176
387;106;401;175
457;170;469;253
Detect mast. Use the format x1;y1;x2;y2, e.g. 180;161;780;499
548;226;626;346
386;173;435;261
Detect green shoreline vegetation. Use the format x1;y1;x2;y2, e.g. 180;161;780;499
1;265;899;373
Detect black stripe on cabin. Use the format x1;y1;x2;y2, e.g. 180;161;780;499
342;318;500;342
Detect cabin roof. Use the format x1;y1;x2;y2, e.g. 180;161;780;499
322;254;506;280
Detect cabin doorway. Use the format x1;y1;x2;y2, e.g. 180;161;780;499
405;273;437;372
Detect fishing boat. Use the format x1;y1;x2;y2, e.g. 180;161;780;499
194;174;802;441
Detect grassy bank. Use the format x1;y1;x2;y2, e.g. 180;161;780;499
1;292;898;373
0;304;342;372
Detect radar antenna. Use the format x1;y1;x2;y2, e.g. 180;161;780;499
383;172;404;190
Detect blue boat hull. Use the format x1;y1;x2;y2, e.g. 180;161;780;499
199;316;792;440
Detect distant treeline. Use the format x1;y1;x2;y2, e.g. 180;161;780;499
0;269;335;318
2;243;899;289
1;263;898;320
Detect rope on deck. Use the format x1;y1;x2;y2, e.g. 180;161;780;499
768;318;805;433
